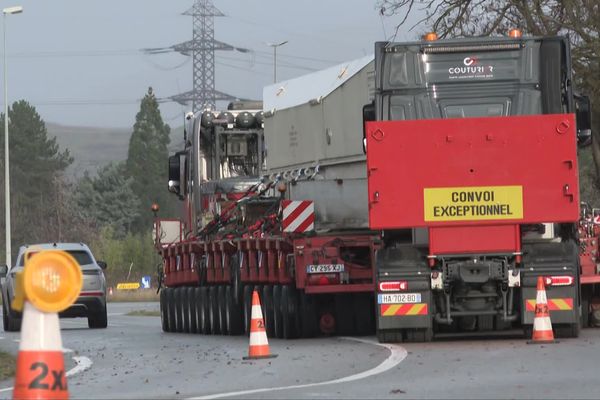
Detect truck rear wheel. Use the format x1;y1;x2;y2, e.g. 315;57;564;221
218;286;227;335
262;285;275;337
188;288;198;333
160;289;169;332
174;288;184;333
376;330;403;343
198;287;209;334
225;286;243;335
208;286;221;334
335;294;354;335
354;294;374;336
273;285;284;339
182;288;191;333
167;288;176;332
281;285;300;339
299;291;318;338
405;328;433;342
243;285;253;335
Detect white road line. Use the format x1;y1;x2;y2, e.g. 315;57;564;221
0;355;93;393
188;337;408;400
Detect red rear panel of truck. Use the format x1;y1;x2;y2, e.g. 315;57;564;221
366;114;579;254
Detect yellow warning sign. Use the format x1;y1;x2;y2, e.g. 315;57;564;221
116;282;140;290
424;185;523;222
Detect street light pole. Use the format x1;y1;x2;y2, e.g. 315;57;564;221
267;41;288;83
3;5;23;268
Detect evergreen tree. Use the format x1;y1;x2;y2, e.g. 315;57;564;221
0;100;75;259
75;162;140;237
126;87;172;232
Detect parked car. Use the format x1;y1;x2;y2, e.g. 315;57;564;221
0;243;108;331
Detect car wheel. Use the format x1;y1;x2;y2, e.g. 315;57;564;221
2;296;9;332
88;304;108;329
3;293;21;332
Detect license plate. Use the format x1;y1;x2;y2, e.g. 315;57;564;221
306;264;345;274
377;293;422;304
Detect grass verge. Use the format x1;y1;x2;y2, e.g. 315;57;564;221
125;310;161;317
0;351;15;380
108;289;159;303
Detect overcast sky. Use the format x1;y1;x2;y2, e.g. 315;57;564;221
3;1;422;128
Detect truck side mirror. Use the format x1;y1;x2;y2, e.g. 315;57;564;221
575;94;592;147
362;102;376;154
0;265;7;278
97;261;107;270
168;152;186;200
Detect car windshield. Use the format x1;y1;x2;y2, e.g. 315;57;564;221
16;250;93;266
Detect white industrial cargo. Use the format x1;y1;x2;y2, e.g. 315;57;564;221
263;56;374;231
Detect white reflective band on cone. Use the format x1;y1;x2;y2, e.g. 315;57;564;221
19;302;63;351
248;332;269;346
251;305;263;318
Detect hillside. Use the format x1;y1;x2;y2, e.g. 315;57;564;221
47;123;184;179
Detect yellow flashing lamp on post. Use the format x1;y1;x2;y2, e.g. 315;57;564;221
11;250;82;313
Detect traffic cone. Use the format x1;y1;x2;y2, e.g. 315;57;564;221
527;276;557;344
243;290;277;360
13;302;69;399
108;287;113;296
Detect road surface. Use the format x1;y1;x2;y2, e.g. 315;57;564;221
0;302;598;399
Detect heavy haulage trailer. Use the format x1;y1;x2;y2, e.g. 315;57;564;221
156;32;596;342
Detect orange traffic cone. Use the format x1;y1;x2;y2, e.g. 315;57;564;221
528;276;557;344
243;290;277;360
108;287;113;296
11;250;82;399
13;302;69;399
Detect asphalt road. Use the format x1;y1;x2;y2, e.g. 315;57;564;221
0;302;599;399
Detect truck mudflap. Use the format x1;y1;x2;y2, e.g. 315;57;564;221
521;285;579;324
375;245;433;332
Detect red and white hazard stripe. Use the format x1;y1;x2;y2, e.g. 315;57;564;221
282;200;315;233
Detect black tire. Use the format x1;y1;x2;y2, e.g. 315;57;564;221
582;297;590;328
555;321;580;338
353;294;374;336
376;330;403;343
208;286;221;334
299;291;318;338
182;288;191;333
334;294;355;335
174;288;184;333
478;315;494;332
189;288;198;333
243;285;253;335
281;285;299;339
2;300;8;332
199;287;210;334
262;285;275;337
225;286;243;335
405;328;432;342
167;288;177;332
218;286;228;335
88;304;108;329
231;252;243;306
160;289;169;332
272;285;284;339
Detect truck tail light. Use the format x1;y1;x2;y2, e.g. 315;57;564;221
307;274;340;286
544;276;574;286
378;281;407;292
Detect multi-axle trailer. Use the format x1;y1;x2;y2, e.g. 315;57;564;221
156;32;597;342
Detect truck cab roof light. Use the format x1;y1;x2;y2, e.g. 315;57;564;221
508;29;522;38
423;32;438;41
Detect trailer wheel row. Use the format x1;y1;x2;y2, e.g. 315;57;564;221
160;286;375;338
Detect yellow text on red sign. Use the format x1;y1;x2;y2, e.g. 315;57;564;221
424;185;523;222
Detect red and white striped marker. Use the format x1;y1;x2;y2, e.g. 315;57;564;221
282;200;314;233
243;290;277;360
